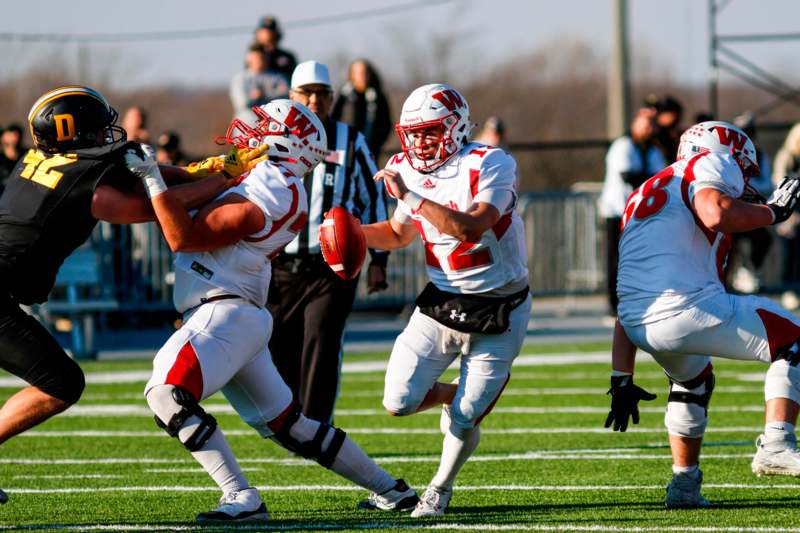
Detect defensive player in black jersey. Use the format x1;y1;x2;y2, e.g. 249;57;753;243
0;86;235;504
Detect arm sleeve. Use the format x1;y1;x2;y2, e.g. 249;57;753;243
688;152;745;201
472;149;519;214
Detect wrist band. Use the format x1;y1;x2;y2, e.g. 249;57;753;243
403;191;425;211
142;172;168;199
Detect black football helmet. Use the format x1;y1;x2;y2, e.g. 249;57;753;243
27;85;126;153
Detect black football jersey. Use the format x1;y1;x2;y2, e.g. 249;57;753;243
0;140;140;304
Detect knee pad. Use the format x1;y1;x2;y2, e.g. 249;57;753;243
765;359;800;404
664;371;715;439
147;385;217;452
270;404;346;468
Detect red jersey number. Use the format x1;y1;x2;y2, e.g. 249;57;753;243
621;170;674;229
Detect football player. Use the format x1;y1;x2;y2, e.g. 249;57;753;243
605;120;800;508
0;86;231;503
125;99;418;523
359;84;531;517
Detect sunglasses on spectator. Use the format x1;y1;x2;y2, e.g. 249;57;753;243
293;88;332;98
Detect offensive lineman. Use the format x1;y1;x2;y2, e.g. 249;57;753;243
125;100;418;523
604;121;800;508
0;86;230;504
359;84;531;517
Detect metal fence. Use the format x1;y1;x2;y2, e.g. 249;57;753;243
77;192;607;315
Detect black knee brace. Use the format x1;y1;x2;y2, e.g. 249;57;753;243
270;405;347;468
668;372;716;413
154;387;217;452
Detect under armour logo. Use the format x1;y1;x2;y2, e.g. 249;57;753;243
450;310;466;322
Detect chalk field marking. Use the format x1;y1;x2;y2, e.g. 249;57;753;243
2;524;799;532
18;426;765;439
0;449;759;466
5;483;800;496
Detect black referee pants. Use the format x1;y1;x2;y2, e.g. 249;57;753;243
267;255;359;423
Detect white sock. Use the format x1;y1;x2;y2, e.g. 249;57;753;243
764;421;796;446
672;463;699;477
182;423;249;495
430;426;481;490
288;415;395;494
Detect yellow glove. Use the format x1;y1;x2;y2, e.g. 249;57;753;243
222;143;269;179
184;156;224;180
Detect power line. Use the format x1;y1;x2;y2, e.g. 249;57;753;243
0;0;453;43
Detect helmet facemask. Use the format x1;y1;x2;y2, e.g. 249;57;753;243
396;114;460;173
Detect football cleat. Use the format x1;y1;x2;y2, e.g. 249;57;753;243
410;485;452;517
752;434;800;477
0;489;7;504
357;479;419;512
196;488;269;523
665;469;710;509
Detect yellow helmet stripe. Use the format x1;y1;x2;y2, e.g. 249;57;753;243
27;86;107;123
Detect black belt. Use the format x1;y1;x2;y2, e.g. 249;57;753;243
184;294;258;316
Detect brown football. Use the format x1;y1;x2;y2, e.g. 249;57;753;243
319;206;367;280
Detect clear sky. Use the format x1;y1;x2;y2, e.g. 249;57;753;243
0;0;797;91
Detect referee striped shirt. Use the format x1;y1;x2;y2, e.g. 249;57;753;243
283;120;389;265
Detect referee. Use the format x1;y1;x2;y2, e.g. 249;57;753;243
268;61;389;423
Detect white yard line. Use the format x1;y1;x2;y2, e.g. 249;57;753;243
0;449;757;466
0;352;641;388
4;483;800;495
0;525;797;533
17;426;764;438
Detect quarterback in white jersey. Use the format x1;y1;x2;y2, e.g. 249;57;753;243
605;120;800;509
124;100;418;523
362;84;531;517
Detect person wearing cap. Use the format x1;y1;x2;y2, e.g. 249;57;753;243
268;60;390;424
155;131;188;166
254;16;297;81
230;43;290;124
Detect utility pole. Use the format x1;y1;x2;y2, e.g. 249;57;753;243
608;0;631;139
708;0;719;117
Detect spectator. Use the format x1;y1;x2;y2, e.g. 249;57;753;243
268;60;389;424
772;123;800;309
654;95;683;162
727;113;773;294
473;116;507;149
0;124;25;189
598;108;665;316
230;43;289;123
331;59;392;156
254;16;297;81
155;131;188;166
121;106;150;144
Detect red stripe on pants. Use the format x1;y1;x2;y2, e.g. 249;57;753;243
165;341;204;400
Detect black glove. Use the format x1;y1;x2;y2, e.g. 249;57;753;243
767;176;800;225
604;375;657;432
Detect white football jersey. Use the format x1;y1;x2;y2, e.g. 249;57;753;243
617;151;745;326
173;161;308;313
389;142;528;294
